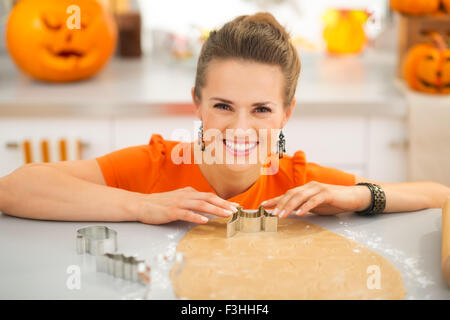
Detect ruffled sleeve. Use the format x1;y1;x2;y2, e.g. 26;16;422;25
96;134;166;193
292;150;356;186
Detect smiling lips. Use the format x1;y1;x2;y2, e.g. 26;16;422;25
223;139;259;156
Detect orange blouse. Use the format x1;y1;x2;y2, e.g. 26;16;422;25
96;134;355;209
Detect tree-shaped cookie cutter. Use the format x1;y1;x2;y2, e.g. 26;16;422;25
76;226;150;285
226;205;278;237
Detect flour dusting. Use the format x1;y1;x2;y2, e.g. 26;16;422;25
342;228;434;294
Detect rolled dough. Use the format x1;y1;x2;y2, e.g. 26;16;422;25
171;218;406;299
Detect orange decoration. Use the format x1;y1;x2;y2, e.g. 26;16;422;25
390;0;440;15
322;9;369;55
6;0;117;82
403;32;450;94
442;0;450;13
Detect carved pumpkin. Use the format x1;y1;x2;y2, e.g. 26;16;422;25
390;0;440;15
6;0;117;82
322;9;369;55
403;32;450;94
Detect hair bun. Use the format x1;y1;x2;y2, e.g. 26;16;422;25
240;12;290;38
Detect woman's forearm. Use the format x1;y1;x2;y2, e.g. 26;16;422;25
0;164;141;221
380;181;450;212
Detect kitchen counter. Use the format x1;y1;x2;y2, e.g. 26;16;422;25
0;208;448;299
0;49;407;118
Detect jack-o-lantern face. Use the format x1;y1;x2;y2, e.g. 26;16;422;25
6;0;117;82
403;34;450;94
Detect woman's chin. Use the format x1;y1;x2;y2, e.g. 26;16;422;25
223;161;259;173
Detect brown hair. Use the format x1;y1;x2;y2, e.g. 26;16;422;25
194;12;301;107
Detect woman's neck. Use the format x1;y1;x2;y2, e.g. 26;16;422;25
197;161;261;200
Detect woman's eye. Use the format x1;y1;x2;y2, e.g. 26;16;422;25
254;106;272;113
214;103;232;111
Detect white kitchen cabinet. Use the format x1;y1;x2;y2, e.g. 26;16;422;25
283;116;366;176
0;115;407;184
113;116;201;149
367;116;408;183
0;118;113;177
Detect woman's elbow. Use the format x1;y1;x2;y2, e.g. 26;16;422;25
432;182;450;208
0;163;43;213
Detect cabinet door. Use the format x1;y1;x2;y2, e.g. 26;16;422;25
113;116;199;149
283;116;366;176
367;117;408;182
0;118;112;176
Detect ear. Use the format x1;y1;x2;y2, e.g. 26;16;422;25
281;97;296;127
191;87;201;119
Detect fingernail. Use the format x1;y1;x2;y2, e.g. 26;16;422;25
201;216;208;223
279;209;285;218
229;205;238;212
273;208;279;215
296;209;302;216
261;200;267;206
231;202;240;206
224;209;233;216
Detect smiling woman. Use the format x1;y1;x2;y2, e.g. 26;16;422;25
0;12;449;226
6;0;117;82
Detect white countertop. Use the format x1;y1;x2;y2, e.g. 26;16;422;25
0;208;448;299
0;49;407;117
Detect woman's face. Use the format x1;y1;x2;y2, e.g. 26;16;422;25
192;58;295;173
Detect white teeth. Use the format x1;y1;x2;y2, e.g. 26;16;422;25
224;140;257;152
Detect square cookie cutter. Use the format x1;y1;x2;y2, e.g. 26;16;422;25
226;205;278;238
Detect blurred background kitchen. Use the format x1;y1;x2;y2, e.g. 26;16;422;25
0;0;449;185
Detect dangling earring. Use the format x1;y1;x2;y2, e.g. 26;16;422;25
277;130;286;159
198;122;206;151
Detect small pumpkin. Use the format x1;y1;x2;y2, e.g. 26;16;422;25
403;32;450;94
6;0;117;82
390;0;440;15
322;9;369;55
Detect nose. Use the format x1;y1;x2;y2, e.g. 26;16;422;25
231;110;253;131
437;71;442;78
226;110;258;141
65;33;73;43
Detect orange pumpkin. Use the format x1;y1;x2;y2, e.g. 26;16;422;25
6;0;117;82
403;32;450;94
323;9;369;55
390;0;440;15
442;0;450;13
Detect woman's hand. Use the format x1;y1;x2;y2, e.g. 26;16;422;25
137;186;239;224
260;181;372;218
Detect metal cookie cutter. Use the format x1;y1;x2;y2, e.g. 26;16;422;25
76;226;117;256
76;226;150;285
96;253;151;285
226;205;278;238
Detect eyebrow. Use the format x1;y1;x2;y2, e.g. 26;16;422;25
209;97;275;107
